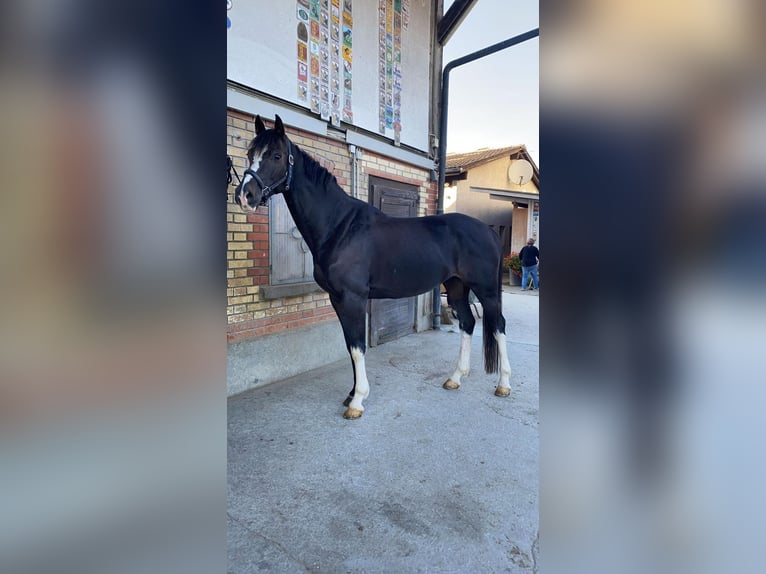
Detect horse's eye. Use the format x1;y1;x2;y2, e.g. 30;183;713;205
274;153;282;160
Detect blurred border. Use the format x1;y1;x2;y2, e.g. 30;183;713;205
541;1;766;573
0;2;227;573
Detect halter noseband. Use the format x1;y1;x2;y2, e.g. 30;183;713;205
243;140;294;206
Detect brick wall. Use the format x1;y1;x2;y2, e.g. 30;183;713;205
226;109;437;342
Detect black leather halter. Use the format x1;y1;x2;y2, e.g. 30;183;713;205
243;140;294;206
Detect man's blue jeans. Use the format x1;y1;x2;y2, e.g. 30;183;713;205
521;264;539;289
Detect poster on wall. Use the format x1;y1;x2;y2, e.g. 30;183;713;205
378;0;404;140
228;0;430;151
297;0;351;125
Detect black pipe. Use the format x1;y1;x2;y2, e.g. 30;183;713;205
437;28;539;215
432;28;539;330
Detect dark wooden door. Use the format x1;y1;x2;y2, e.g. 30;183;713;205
369;177;419;346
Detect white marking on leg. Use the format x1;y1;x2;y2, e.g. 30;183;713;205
494;332;512;390
348;347;369;411
449;331;472;384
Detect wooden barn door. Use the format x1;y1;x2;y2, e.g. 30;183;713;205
369;177;419;347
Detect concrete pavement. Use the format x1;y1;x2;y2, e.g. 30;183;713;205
228;287;539;573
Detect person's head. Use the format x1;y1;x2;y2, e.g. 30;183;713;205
527;238;535;246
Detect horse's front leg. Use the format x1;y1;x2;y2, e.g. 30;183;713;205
330;293;369;419
344;346;370;419
343;363;356;408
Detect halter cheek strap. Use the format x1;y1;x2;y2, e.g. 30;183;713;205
243;140;294;206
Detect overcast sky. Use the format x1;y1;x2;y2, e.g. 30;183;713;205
442;0;539;165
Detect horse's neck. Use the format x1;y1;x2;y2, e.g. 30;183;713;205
283;150;358;254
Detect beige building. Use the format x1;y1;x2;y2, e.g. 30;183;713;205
444;146;539;255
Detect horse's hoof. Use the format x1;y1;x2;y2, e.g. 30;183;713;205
343;407;364;419
343;395;353;407
494;386;511;397
443;379;461;390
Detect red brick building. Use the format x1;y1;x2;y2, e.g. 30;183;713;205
226;1;444;394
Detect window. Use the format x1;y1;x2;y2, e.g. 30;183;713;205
270;195;313;285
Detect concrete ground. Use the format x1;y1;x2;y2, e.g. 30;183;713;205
227;286;538;573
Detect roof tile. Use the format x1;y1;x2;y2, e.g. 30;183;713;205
446;146;525;169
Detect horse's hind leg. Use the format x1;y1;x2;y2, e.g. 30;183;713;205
474;289;512;397
443;278;476;391
492;321;512;397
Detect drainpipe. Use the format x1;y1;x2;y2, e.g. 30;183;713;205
349;144;358;198
432;27;539;330
436;28;538;215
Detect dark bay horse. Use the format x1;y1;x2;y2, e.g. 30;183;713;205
235;115;512;418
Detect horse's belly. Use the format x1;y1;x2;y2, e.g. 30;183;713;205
369;286;427;299
368;265;448;299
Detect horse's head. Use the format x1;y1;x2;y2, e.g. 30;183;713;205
235;114;294;211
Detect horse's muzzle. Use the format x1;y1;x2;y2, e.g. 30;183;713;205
235;181;262;211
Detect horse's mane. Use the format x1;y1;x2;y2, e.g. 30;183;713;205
298;146;341;189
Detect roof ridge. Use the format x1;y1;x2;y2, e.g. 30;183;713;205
447;145;521;155
446;145;528;169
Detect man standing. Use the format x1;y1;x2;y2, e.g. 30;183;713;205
519;237;540;290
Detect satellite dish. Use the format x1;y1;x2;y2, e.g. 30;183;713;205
507;159;533;186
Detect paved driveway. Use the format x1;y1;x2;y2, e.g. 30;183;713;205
228;288;538;573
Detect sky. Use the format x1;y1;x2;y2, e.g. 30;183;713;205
441;0;539;165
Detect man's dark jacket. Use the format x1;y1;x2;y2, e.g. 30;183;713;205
519;245;539;267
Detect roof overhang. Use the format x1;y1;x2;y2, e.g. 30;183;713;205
444;166;467;183
470;187;540;202
437;0;478;45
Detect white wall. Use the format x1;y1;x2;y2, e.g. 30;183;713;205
227;0;432;151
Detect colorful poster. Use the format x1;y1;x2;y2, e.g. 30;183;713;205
298;0;350;123
378;0;403;137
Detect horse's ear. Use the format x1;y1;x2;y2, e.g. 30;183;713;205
255;115;266;135
274;115;285;136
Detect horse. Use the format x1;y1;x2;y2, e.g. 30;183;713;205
235;115;512;419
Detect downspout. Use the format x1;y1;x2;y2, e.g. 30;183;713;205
436;28;539;215
349;144;358;198
432;27;539;330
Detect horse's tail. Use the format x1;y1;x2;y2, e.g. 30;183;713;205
482;251;505;374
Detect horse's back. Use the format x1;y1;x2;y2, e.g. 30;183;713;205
372;211;495;239
428;212;500;242
366;211;500;298
419;213;501;261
